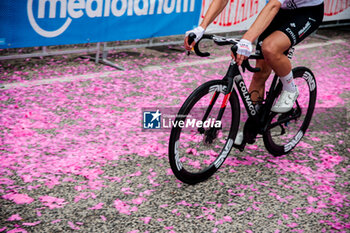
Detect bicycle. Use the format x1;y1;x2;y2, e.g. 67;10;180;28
168;34;317;185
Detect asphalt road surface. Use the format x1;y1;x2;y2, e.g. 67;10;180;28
0;27;349;232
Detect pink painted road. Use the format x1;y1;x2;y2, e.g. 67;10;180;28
0;28;349;232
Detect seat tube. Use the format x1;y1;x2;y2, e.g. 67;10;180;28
261;74;282;123
266;74;283;108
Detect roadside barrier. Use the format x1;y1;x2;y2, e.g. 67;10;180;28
0;0;349;69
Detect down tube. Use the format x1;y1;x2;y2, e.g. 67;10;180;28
234;75;258;118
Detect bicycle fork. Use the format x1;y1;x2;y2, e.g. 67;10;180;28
198;60;237;143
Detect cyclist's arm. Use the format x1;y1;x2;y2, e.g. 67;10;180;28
235;0;281;65
242;0;281;42
200;0;229;30
185;0;228;50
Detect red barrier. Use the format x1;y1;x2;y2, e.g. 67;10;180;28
324;0;350;16
200;0;260;27
201;0;349;26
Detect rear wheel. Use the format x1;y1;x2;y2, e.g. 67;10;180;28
263;67;317;156
169;80;240;184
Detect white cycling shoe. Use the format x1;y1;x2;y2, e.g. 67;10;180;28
234;88;298;145
234;131;244;145
271;88;299;113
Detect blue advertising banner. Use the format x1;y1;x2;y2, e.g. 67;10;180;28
0;0;201;48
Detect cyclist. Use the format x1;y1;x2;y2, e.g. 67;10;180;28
184;0;324;144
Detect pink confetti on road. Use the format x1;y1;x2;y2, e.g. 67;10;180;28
39;196;67;209
7;214;22;221
22;221;41;226
2;193;34;204
0;33;349;232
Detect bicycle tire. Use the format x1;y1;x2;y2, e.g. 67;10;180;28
263;66;317;156
169;80;240;184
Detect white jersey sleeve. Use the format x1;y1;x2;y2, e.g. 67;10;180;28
278;0;324;9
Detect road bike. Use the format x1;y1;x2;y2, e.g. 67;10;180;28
168;34;317;184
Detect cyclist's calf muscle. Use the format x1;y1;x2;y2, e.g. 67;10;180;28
248;59;271;103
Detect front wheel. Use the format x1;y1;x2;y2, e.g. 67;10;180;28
168;80;240;184
263;67;317;156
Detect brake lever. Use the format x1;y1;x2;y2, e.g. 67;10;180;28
241;63;246;73
230;45;242;71
231;45;261;73
187;33;196;56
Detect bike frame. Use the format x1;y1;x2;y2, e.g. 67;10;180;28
198;43;301;148
204;58;281;131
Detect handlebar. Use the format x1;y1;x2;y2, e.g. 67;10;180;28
187;33;262;73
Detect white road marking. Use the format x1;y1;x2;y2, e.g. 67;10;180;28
296;39;345;49
1;39;346;90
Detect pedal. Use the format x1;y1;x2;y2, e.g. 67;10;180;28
198;127;205;134
245;136;256;144
243;117;259;144
233;142;246;152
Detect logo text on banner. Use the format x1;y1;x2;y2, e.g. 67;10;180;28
27;0;196;38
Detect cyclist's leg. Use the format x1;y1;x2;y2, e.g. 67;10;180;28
263;31;297;113
235;9;288;145
262;3;324;77
248;59;272;103
261;31;291;77
263;4;324;113
248;9;287;103
248;30;292;107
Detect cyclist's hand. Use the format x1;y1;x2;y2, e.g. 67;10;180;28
234;39;252;66
184;26;205;51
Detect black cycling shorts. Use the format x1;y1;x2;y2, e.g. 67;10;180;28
256;3;324;55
